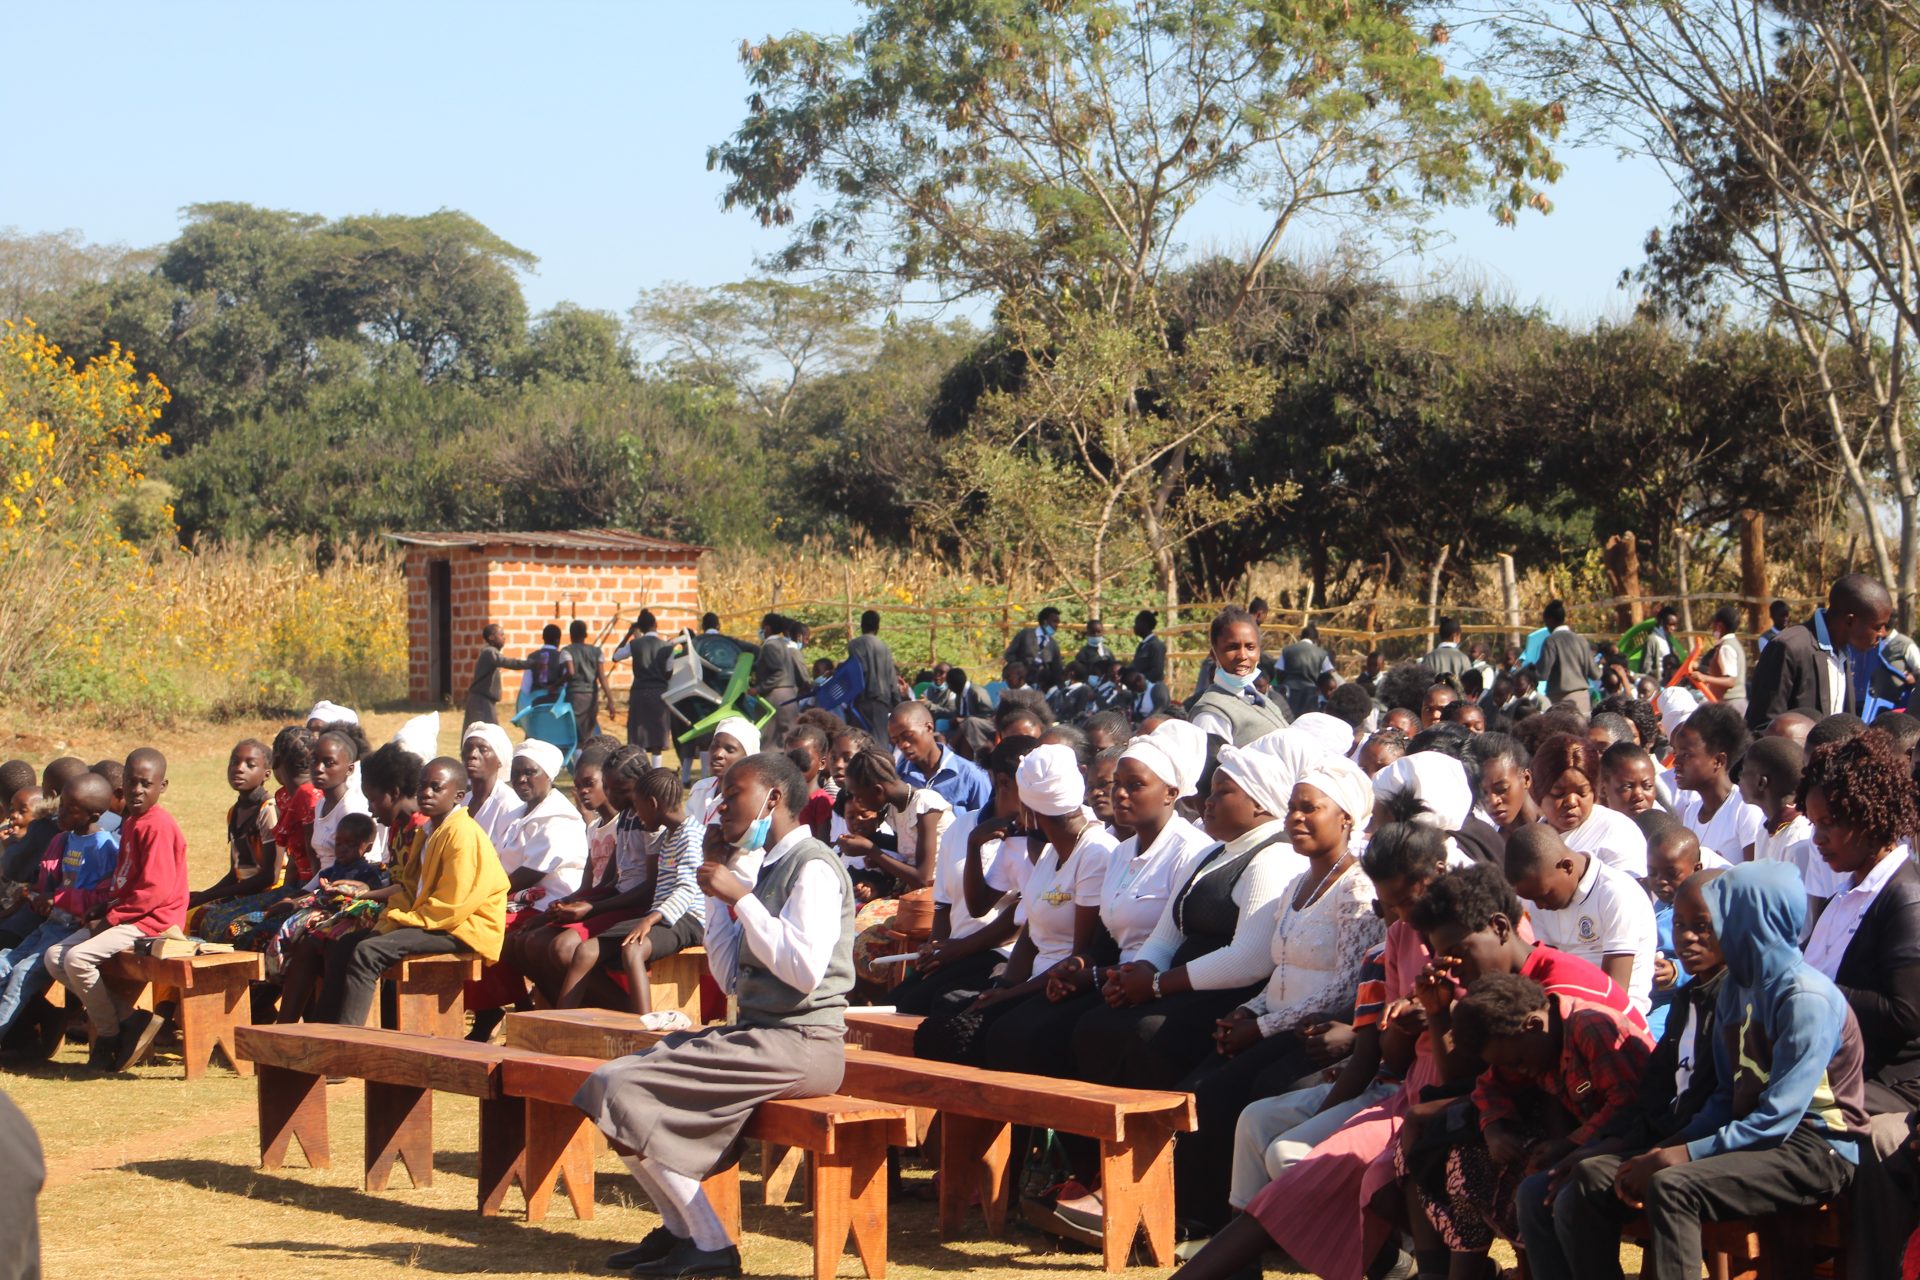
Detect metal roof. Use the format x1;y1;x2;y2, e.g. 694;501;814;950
387;528;711;556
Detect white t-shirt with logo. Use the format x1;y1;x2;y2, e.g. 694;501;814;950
1016;825;1117;973
1525;854;1659;1015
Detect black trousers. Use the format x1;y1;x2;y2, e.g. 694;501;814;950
1172;1030;1318;1231
315;927;464;1027
981;987;1101;1078
889;950;1002;1016
1554;1122;1854;1280
1070;985;1261;1090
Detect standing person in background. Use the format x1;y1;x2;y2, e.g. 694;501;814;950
1189;607;1291;745
847;610;902;734
1872;623;1920;712
1758;599;1790;650
1006;607;1064;690
1534;601;1596;717
1277;623;1334;718
1693;605;1750;715
1744;573;1893;732
465;623;528;727
1422;617;1473;684
1641;604;1679;684
526;625;573;707
1075;618;1113;674
1131;611;1168;687
563;619;616;741
615;611;675;769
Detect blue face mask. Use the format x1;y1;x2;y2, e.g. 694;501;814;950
1215;667;1257;693
732;795;776;852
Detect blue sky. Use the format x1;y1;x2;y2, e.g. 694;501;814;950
1;2;1672;327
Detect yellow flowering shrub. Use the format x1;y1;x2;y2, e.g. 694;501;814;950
0;320;170;690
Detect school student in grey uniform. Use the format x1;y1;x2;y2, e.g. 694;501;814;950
574;751;855;1278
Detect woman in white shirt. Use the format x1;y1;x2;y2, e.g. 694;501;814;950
1530;732;1649;877
683;717;758;831
1070;734;1310;1089
912;744;1115;1065
460;721;526;852
1173;755;1385;1232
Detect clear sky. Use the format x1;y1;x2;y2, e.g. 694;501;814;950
0;1;1672;327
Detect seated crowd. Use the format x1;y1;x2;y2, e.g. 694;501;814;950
1;588;1915;1280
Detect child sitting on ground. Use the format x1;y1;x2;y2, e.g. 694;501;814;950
187;739;279;941
0;774;118;1051
43;748;187;1070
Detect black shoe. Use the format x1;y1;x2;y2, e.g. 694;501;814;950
606;1227;680;1270
466;1007;505;1043
30;999;65;1061
114;1010;165;1071
629;1239;741;1278
88;1034;120;1071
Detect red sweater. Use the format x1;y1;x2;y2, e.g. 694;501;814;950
100;805;189;935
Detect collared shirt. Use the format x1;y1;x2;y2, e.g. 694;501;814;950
704;825;846;996
1472;994;1652;1144
1805;846;1910;978
1525;853;1659;1015
1192;673;1280;741
898;745;991;812
1811;609;1851;716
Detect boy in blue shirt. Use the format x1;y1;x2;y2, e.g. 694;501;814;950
0;773;119;1046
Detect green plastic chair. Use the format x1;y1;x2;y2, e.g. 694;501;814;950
676;652;776;745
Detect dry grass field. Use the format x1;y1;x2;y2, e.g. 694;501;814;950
0;708;1547;1280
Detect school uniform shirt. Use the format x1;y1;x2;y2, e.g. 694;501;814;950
1751;813;1844;899
705;826;848;995
1017;824;1117;974
1524;853;1659;1016
930;809;1020;946
496;789;589;910
1676;791;1766;863
1804;847;1911;980
897;746;992;813
1101;815;1217;961
468;779;527;853
1130;820;1306;989
686;775;725;829
1557;803;1650;878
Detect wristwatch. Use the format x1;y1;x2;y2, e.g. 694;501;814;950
1151;971;1163;998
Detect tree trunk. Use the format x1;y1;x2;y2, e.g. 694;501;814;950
1737;510;1767;635
1424;544;1452;641
1886;399;1917;632
1603;534;1641;632
1675;530;1694;633
1498;553;1521;652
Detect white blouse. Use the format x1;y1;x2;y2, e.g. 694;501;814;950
1017;824;1118;974
468;779;527;852
497;789;589;909
1100;814;1218;963
1558;804;1649;878
1132;820;1306;990
1243;859;1384;1037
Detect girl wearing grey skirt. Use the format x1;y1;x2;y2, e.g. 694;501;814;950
574;750;855;1278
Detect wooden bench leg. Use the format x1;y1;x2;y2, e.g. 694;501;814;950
938;1113;1012;1237
813;1123;888;1280
393;974;466;1038
258;1065;329;1170
702;1161;742;1242
763;1140;807;1207
523;1098;595;1223
477;1096;527;1216
176;969;255;1080
365;1081;434;1191
1099;1113;1177;1272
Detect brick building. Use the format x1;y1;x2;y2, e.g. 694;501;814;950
391;529;708;707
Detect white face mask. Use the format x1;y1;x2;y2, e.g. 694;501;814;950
1216;667;1257;693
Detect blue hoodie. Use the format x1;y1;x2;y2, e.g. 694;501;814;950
1675;861;1868;1164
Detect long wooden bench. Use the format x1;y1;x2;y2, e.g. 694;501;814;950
103;949;263;1080
843;1010;922;1055
234;1021;586;1219
506;1007;1196;1271
503;1053;910;1280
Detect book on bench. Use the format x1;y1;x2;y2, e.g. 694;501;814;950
135;936;236;959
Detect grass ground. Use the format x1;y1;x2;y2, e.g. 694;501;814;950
0;708;1541;1279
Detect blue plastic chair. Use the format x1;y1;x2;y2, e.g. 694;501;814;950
799;658;869;730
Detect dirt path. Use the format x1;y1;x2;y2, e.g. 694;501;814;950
40;1090;260;1187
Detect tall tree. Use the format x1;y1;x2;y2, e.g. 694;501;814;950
711;0;1563;608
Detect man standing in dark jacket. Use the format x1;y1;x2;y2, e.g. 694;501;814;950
1532;602;1595;717
847;610;902;733
1744;573;1893;732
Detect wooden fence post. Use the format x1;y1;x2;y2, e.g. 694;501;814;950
1498;553;1521;652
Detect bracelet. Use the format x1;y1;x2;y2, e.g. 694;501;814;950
1151;971;1163;999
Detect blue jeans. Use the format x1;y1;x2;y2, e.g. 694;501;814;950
1514;1168;1573;1280
0;918;65;1036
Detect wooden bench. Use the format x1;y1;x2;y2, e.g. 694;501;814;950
367;952;483;1037
103;949;263;1080
500;1052;912;1280
646;946;707;1022
234;1021;587;1220
844;1010;922;1056
505;1007;1195;1272
1619;1200;1846;1280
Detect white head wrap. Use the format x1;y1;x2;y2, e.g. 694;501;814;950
1372;752;1474;830
710;716;761;757
1219;726;1330;816
1292;712;1356;760
1658;687;1700;738
391;711;439;764
462;721;514;765
512;738;564;781
1121;719;1208;797
1016;743;1086;816
307;699;359;727
1296;755;1377;828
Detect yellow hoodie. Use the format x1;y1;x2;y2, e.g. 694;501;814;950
376;805;510;961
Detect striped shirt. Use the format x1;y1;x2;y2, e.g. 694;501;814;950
647;819;706;928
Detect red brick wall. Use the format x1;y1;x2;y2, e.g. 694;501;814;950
405;543;702;706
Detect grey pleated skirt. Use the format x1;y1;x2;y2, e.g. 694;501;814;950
572;1023;846;1179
